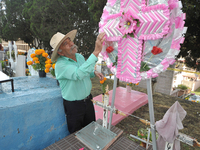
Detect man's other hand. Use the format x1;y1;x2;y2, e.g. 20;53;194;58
94;71;104;81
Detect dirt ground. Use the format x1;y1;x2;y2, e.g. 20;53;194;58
91;77;200;150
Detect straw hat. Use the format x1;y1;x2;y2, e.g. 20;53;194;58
50;29;77;61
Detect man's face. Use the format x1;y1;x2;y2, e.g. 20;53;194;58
59;38;77;56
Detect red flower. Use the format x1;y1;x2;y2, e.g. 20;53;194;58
106;46;114;53
151;46;163;55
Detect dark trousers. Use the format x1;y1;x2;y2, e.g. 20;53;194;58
63;94;96;134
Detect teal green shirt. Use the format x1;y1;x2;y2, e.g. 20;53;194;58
55;53;97;101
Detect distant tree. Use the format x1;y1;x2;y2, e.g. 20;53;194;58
25;0;97;57
88;0;107;23
0;0;37;48
179;0;200;70
1;0;98;57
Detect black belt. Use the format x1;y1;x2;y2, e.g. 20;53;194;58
64;94;92;103
80;94;92;102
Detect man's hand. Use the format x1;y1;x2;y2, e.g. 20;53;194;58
94;71;104;81
93;32;106;57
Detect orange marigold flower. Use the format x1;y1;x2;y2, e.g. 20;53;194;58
136;83;139;85
45;68;50;73
35;61;40;64
52;64;55;69
47;59;52;64
33;57;39;61
40;49;45;54
103;77;107;81
30;53;36;58
27;61;32;65
127;83;129;86
100;80;104;84
42;52;48;58
35;50;42;55
45;63;51;68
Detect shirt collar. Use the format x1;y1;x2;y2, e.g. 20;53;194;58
59;53;78;62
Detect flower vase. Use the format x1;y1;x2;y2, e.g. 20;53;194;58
126;85;131;92
38;70;46;77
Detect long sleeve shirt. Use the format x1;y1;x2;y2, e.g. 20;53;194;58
55;53;97;101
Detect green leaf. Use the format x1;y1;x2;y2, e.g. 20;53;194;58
129;33;134;38
137;21;140;27
140;61;151;72
123;34;127;38
112;56;118;67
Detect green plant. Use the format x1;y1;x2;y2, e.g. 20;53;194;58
0;60;4;69
177;84;188;90
11;51;15;60
137;128;159;143
7;51;10;59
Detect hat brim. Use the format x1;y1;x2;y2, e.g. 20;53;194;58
51;29;77;62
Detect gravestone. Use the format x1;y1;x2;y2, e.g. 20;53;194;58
0;51;5;61
138;64;175;95
15;55;26;77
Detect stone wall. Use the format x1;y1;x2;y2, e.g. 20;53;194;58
0;76;69;150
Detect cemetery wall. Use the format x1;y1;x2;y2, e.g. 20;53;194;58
0;76;69;150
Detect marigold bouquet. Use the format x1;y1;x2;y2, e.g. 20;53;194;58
27;49;51;72
127;82;139;87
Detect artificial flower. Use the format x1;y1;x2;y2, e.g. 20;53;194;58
151;46;163;55
142;46;163;69
118;12;140;39
119;13;137;35
106;46;114;53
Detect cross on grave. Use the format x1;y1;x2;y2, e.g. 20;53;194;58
99;0;186;84
99;0;187;149
100;0;171;83
92;85;126;129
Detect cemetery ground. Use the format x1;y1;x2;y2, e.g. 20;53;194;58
91;77;200;150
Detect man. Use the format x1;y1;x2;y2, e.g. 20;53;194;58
50;30;105;134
